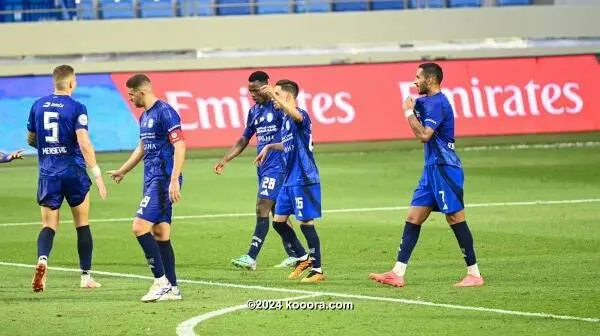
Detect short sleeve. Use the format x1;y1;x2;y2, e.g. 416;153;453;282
242;110;256;139
297;109;311;129
423;99;443;131
27;105;36;133
75;103;89;130
162;107;182;133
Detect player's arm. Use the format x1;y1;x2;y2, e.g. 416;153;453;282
107;141;144;183
76;129;107;199
253;142;283;167
403;97;435;143
27;106;37;148
27;132;37;148
169;138;186;203
0;149;24;163
261;85;303;122
214;136;250;175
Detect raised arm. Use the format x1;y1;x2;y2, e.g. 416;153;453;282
403;97;435;143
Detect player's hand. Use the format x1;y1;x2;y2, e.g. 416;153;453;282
95;176;108;200
403;96;415;111
253;146;270;167
259;85;274;98
106;170;125;184
7;149;24;161
169;178;181;203
214;160;226;175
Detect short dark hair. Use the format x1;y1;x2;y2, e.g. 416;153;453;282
419;63;443;84
248;71;269;83
53;65;75;90
275;79;299;98
126;74;152;90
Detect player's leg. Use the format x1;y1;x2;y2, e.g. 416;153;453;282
153;222;181;301
65;174;100;288
134;182;171;302
431;165;483;287
32;177;62;292
231;198;273;270
370;169;435;287
272;203;300;268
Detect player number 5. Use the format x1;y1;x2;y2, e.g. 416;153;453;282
43;111;59;143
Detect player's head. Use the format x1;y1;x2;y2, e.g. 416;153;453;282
273;79;299;110
53;65;76;93
414;63;443;95
247;71;270;105
126;74;153;108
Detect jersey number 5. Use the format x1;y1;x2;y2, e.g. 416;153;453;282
44;111;59;143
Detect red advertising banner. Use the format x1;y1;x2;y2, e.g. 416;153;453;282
111;54;600;148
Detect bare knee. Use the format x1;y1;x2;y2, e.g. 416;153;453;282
256;199;273;218
406;206;433;225
132;219;152;237
446;210;466;225
152;223;171;241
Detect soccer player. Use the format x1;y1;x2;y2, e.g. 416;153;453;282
254;79;325;283
0;149;24;163
214;71;304;270
27;65;107;292
107;74;185;302
369;63;484;288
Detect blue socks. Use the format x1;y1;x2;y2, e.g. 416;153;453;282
397;222;422;264
272;221;307;257
136;232;165;278
37;227;55;260
300;224;322;269
247;217;270;260
76;225;93;274
450;221;477;266
157;240;177;286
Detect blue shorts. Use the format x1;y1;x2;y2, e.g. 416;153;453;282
136;176;182;224
275;183;322;222
37;171;91;210
411;165;464;214
257;170;284;201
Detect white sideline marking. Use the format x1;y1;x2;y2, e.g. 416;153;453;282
1;262;597;324
1;198;599;227
176;294;321;336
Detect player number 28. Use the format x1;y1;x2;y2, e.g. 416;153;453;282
261;177;276;190
43;111;59;143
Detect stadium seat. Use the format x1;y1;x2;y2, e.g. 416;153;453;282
215;0;252;15
409;0;445;8
295;0;329;13
72;0;96;20
256;0;291;14
496;0;532;5
100;0;136;19
0;0;25;22
180;0;214;16
332;0;369;12
448;0;480;7
140;0;176;17
371;0;407;11
25;0;62;22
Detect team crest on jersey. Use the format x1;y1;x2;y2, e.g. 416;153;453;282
78;114;88;126
285;120;290;130
266;113;273;122
147;118;154;128
254;119;259;126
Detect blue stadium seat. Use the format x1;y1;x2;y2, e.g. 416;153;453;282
332;0;369;12
295;0;329;13
140;0;176;17
215;0;251;15
180;0;214;16
256;0;291;14
26;0;61;22
371;0;407;11
409;0;445;8
0;0;25;22
448;0;480;7
496;0;531;5
100;0;135;19
74;0;97;19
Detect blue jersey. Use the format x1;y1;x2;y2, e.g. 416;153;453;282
280;108;320;187
414;92;462;168
27;94;87;177
139;100;182;182
242;101;284;175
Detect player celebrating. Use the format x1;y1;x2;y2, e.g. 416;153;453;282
254;79;325;283
107;74;186;302
369;63;484;288
0;149;24;163
27;65;107;292
214;71;304;270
